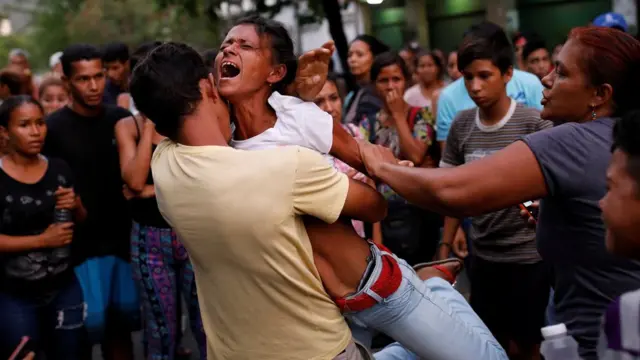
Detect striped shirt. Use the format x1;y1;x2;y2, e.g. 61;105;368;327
440;99;552;263
599;289;640;359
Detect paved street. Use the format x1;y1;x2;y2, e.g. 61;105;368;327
94;310;200;360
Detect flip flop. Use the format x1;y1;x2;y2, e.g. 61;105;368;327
412;258;464;284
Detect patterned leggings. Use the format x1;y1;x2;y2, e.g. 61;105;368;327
131;222;206;360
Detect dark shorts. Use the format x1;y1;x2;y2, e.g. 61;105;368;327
469;256;550;348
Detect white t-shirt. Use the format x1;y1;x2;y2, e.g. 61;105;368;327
230;91;334;164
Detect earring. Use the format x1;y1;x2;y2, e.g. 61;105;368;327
591;106;597;120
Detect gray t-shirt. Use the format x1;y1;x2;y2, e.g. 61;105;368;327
523;117;640;360
442;101;552;263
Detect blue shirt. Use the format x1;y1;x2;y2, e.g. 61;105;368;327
435;69;544;141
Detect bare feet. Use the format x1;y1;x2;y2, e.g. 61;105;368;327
416;261;463;283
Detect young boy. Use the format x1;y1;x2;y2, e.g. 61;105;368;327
439;24;553;359
599;110;640;359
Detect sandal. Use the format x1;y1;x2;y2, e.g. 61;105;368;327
412;258;464;284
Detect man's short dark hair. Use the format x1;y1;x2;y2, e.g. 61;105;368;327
61;44;103;77
233;15;297;92
522;38;548;62
102;42;129;63
0;70;22;95
458;22;514;73
130;42;209;140
130;41;163;73
464;22;504;40
613;110;640;189
370;52;411;83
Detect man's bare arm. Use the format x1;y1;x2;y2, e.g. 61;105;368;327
341;178;387;223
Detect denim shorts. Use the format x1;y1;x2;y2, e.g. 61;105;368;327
0;274;87;359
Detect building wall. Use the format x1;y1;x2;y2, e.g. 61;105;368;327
367;0;628;53
269;1;364;73
517;0;612;47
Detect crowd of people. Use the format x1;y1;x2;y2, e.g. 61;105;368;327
0;8;638;360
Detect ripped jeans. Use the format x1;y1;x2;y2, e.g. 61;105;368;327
0;273;88;360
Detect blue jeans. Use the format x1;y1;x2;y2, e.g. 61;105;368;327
345;244;508;360
0;274;87;360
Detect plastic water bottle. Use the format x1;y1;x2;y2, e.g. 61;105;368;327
540;323;582;360
50;208;73;271
54;208;73;223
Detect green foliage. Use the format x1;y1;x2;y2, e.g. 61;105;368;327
156;0;329;24
3;0;218;72
0;33;32;67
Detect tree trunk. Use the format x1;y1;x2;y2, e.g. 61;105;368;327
321;0;356;92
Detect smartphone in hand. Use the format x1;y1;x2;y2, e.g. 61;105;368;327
519;201;539;223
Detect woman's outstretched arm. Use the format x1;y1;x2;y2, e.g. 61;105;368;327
360;140;548;217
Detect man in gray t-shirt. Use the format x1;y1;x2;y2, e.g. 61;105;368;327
523;117;640;360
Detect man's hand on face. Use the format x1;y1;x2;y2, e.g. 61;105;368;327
292;41;335;101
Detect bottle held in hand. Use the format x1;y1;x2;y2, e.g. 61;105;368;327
54;208;73;223
540;324;582;360
50;206;73;266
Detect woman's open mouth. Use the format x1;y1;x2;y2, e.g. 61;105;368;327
221;61;240;79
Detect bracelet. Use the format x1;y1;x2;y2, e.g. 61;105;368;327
438;242;452;248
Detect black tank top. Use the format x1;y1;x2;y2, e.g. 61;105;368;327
129;117;170;228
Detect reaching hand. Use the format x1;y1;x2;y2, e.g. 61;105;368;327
293;41;335;101
357;140;409;180
519;200;539;228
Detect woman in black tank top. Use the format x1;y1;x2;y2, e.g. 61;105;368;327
115;111;206;360
0;96;87;359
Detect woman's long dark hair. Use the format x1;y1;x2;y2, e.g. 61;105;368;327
0;95;43;128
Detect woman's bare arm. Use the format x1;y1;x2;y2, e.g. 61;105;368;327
115;116;154;192
364;141;548;217
393;111;428;165
74;195;87;223
0;234;43;252
330;126;368;175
